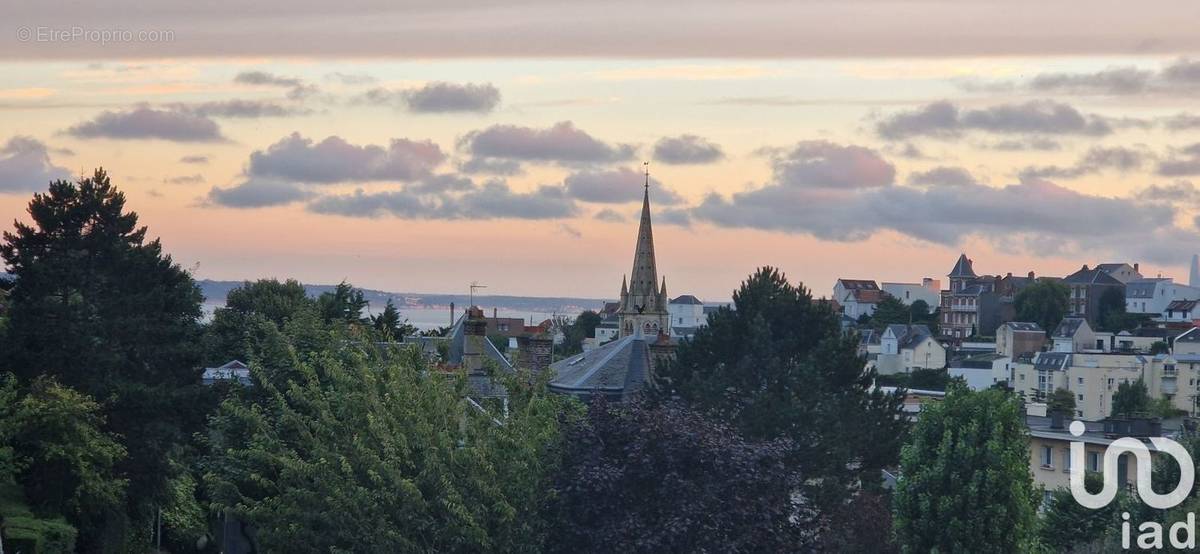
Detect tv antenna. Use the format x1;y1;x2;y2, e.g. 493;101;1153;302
469;281;487;306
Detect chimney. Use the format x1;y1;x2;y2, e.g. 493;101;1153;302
1006;272;1013;278
517;335;554;374
1134;263;1140;273
450;302;456;326
462;306;488;374
493;307;498;319
1081;264;1089;271
1028;271;1035;279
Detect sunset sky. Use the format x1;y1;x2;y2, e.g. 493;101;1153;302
5;1;1200;302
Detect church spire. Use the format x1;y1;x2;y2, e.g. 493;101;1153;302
628;162;658;302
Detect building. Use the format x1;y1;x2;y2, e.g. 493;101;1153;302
616;179;670;338
1125;278;1200;315
834;279;882;319
948;353;1012;390
1062;265;1125;328
1027;414;1160;502
876;324;945;374
1164;299;1200;324
668;294;705;338
996;321;1046;359
202;360;252;386
1095;262;1143;284
881;278;941;307
1051;317;1099;353
940;254;986;338
1012;351;1148;420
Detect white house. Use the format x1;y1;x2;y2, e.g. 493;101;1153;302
881;278;941;308
1051;318;1099;353
948;353;1013;390
202;360;252;386
668;294;706;338
1126;278;1200;315
876;324;945;374
1164;300;1200;324
834;279;882;319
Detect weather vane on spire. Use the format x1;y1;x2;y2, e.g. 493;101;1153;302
643;161;650;191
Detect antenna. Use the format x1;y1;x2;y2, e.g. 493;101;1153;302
643;161;650;190
469;281;487;306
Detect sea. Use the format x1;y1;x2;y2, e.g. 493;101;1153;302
202;301;569;331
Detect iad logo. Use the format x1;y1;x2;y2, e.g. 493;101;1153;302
1068;420;1194;510
1067;420;1197;550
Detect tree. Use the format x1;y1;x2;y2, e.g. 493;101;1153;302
1151;341;1170;355
205;348;567;553
1;169;205;548
1111;379;1150;417
1;376;127;549
652;267;907;508
546;399;818;554
1047;387;1076;415
1039;472;1124;551
372;298;416;339
317;281;368;324
871;295;911;330
1014;279;1070;336
557;310;603;355
893;385;1038;553
224;278;312;328
1097;286;1131;332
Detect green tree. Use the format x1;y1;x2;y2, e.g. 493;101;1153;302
205;348;568;553
317;280;368;324
1;169;205;549
225;278;313;327
1111;379;1150;417
893;385;1037;553
652;267;907;507
1047;387;1076;415
1014;279;1070;336
1;376;127;548
871;295;911;330
372;297;416;339
1039;472;1124;551
557;310;603;355
546;399;818;554
1097;286;1131;332
1151;341;1170;355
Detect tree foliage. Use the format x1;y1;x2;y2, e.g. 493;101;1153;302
546;399;817;554
372;297;417;339
1039;472;1125;552
1047;387;1076;414
652;267;907;507
1014;279;1070;336
1111;379;1150;417
204;348;568;553
318;280;369;324
892;385;1038;553
0;169;205;548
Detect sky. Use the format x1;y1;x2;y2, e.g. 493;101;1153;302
4;1;1200;302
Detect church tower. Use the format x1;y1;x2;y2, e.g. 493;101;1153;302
618;164;669;338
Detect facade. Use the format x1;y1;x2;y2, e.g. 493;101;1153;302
202;360;252;386
1164;299;1200;324
876;324;945;373
1062;265;1126;328
880;278;940;307
617;182;670;338
668;294;705;338
940;254;984;338
834;279;882;319
1125;278;1200;315
1051;317;1099;353
1012;351;1148;420
995;321;1045;359
1095;262;1143;284
948;353;1012;390
1027;415;1153;499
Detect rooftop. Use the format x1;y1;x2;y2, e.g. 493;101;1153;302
548;330;652;400
669;294;703;305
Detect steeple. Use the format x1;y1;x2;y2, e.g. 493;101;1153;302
628;162;659;303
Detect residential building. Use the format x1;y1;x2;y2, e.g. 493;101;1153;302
202;360;252;386
834;279;882;319
876;324;945;374
1062;265;1126;328
941;254;985;338
1095;262;1143;284
1012;351;1148;420
1051;317;1100;353
1163;299;1200;324
668;294;706;338
616;181;669;338
996;321;1046;359
1125;278;1200;315
948;353;1013;390
881;278;940;307
549;330;659;401
1027;415;1158;500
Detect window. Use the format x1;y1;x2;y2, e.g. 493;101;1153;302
1041;446;1054;468
1063;449;1072;472
1087;451;1100;472
1077;394;1084;401
1078;377;1084;385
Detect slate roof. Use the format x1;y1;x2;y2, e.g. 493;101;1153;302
883;324;934;349
1127;279;1166;299
1033;351;1072;371
1096;263;1130;273
444;315;515;372
670;294;703;305
1053;317;1086;338
948;254;977;278
1167;300;1199;312
1002;321;1044;333
548;331;651;400
838;279;879;290
1063;266;1124;285
846;288;884;304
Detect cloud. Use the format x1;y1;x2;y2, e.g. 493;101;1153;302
247;132;445;183
180;155;209;164
0;136;71;192
459;156;523;176
690;175;1191;263
765;141;894;188
1164;113;1200;131
459;121;635;170
1018;146;1147;180
1156;144;1200;176
233;71;317;100
164;174;205;185
306;180;578;220
594;208;627;222
1136;180;1200;205
1027;66;1153;95
66;106;225;142
206;179;311;208
558;223;582;238
173;99;312;118
563;167;684;205
325;72;377;85
986;138;1062;151
653;135;725;165
361;82;501;113
906;166;978;187
876;100;1112;140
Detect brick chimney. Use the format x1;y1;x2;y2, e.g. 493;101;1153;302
462;306;487;374
517;335;554;374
